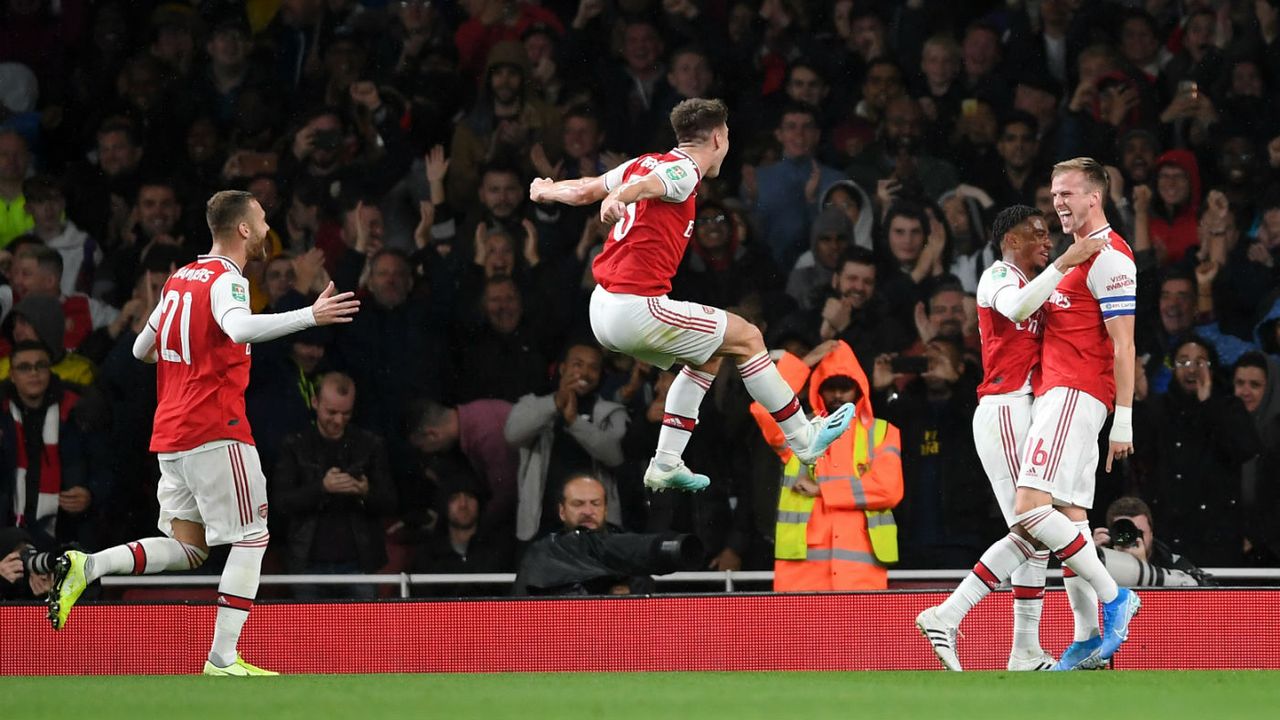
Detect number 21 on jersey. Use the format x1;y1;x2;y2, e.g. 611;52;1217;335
158;290;192;364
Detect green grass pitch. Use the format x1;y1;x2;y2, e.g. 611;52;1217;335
6;671;1279;719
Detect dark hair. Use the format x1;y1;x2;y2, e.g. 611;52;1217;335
370;246;411;269
787;59;826;84
562;338;603;362
964;20;1002;44
883;202;930;238
21;244;64;280
1234;351;1269;379
1106;496;1153;528
137;178;179;203
22;175;62;203
990;205;1044;254
927;281;966;306
1120;9;1159;39
10;339;51;359
205;190;257;237
817;374;859;400
864;57;904;82
836;245;877;274
1172;334;1220;373
96;117;142;147
563;103;600;126
670;45;710;67
559;472;605;504
999;110;1039;139
670;98;728;144
479;163;522;183
1159;267;1196;289
777;101;819;128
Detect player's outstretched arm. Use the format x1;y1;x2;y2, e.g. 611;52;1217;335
529;176;609;206
992;236;1107;322
219;282;359;344
131;302;163;363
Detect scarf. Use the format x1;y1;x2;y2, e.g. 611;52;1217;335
6;396;71;533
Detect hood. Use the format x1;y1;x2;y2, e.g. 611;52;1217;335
12;294;66;362
810;206;853;254
1154;149;1202;215
807;340;874;429
0;62;37;113
935;188;989;252
1249;353;1280;436
485;41;531;77
43;221;89;252
819;180;874;250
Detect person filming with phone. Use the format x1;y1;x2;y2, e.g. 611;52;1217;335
871;335;999;568
1093;496;1210;587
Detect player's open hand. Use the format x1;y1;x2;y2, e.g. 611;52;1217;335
312;282;360;325
1057;235;1107;270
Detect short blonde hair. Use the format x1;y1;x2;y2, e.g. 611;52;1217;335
1052;157;1109;197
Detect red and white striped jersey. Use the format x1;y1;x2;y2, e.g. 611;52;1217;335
975;260;1043;400
591;149;702;297
1033;225;1136;411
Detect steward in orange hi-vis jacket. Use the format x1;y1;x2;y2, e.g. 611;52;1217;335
750;340;904;590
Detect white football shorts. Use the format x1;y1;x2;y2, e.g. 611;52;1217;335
1015;386;1108;510
973;393;1033;527
157;439;269;546
589;285;728;370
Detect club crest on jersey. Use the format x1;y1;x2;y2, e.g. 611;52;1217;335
666;166;688;181
231;283;247;302
1050;290;1071;309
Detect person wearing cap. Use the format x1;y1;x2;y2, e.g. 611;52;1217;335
786;206;853;311
21;176;100;298
0;295;96;388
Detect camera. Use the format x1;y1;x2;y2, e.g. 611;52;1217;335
312;129;343;151
20;546;59;576
515;530;704;595
1110;518;1142;549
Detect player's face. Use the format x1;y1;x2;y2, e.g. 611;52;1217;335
705;123;730;178
1050;170;1099;236
10;349;52;403
313;387;355;440
1233;366;1266;413
833;260;875;309
559;477;605;531
243;200;270;261
1010;216;1052;272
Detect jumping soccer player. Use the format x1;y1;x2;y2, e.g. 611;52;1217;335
915;205;1104;671
47;190;360;676
529;98;855;492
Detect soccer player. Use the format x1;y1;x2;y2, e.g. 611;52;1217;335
529;98;855;492
47;190;360;676
915;206;1104;671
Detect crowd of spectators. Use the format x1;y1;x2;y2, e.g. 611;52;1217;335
3;0;1280;599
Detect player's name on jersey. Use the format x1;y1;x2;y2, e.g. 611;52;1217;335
173;267;217;283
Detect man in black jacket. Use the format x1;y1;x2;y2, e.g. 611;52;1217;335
272;372;396;599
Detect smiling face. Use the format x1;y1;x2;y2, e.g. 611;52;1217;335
1007;215;1052;274
1050;169;1100;236
775;111;818;159
1156;164;1190;207
1173;341;1212;396
929;290;967;338
1234;365;1266;413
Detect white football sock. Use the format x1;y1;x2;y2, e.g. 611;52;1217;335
737;352;809;440
936;532;1032;626
85;537;208;582
653;367;715;470
1010;550;1049;653
1015;506;1118;610
209;533;269;667
1064;520;1101;641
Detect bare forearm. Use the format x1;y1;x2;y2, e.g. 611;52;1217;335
543;178;606;206
1112;337;1136;409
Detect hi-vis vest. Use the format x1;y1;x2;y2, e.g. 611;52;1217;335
776;418;899;564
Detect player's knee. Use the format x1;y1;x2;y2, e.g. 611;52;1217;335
184;543;210;568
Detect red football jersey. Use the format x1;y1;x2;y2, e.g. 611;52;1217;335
1033;226;1137;411
591;149;702;296
149;255;256;452
975;260;1044;400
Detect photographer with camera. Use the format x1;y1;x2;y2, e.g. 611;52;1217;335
1093;497;1209;587
513;474;702;596
0;528;57;600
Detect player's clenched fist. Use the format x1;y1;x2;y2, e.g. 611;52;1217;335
311;281;360;325
529;177;554;203
600;195;627;225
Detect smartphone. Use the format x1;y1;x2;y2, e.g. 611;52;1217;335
890;356;929;374
961;98;979;117
1177;80;1199;100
